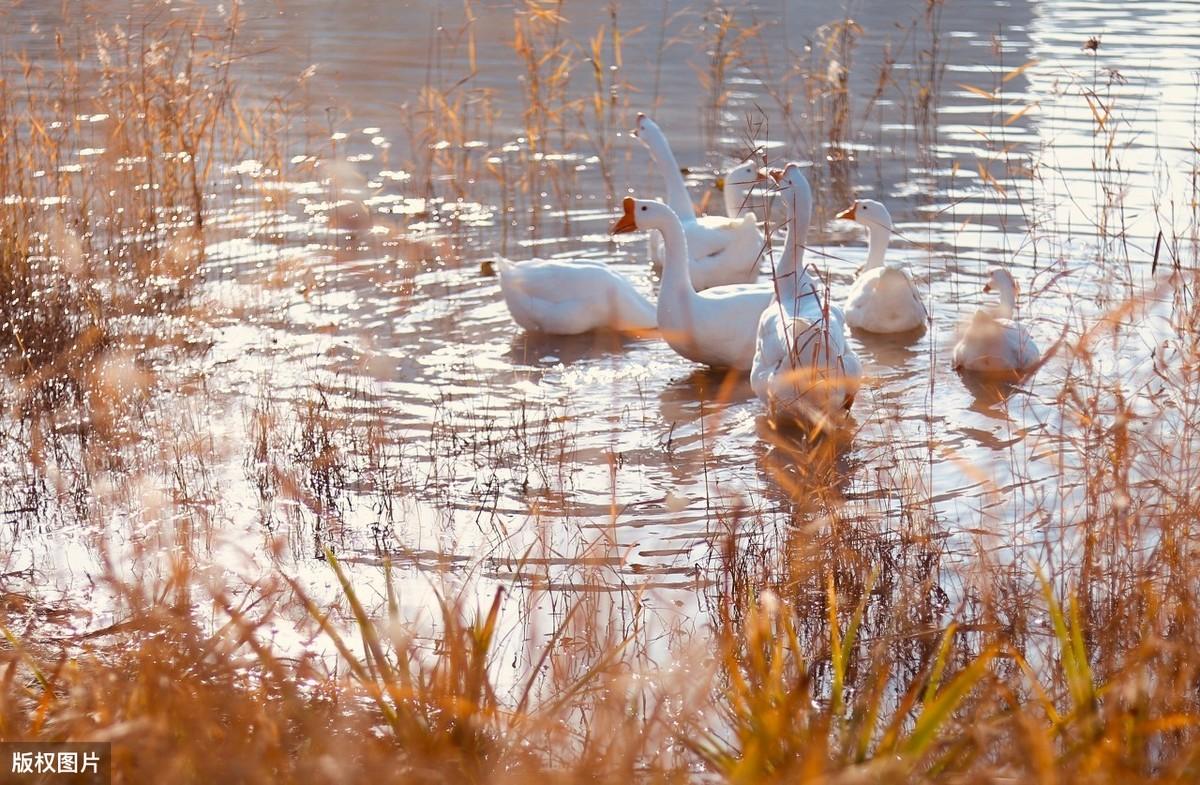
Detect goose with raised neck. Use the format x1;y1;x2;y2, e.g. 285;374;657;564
633;113;765;290
986;266;1019;319
611;196;772;370
721;155;766;220
952;266;1040;375
634;113;696;223
835;198;928;334
768;164;821;315
751;163;861;431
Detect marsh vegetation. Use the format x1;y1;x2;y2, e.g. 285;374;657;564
0;0;1198;782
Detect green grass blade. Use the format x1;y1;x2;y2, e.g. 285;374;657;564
899;647;995;759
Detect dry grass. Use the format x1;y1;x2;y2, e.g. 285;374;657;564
0;2;1198;784
4;519;1200;784
0;6;247;433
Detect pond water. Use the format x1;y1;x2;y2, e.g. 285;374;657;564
3;0;1199;653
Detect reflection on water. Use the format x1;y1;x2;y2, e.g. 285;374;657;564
507;328;653;368
2;0;1199;637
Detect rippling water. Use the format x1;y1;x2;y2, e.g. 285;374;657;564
4;0;1200;643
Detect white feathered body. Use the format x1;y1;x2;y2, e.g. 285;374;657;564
496;258;656;335
634;115;764;291
656;277;773;369
844;266;928;333
749;164;862;429
649;212;764;289
752;280;862;426
952;309;1039;374
632;200;772;370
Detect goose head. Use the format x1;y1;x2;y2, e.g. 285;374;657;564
610;196;677;235
836;199;893;231
983;266;1018;296
761;162;813;216
719;153;768;217
717;155;764;192
631;113;662;143
763;161;811;188
982;266;1021;317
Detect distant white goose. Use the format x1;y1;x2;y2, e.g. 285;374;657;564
719;156;766;224
633;113;764;290
751;164;862;428
496;258;656;335
321;159;374;234
952;266;1040;375
612;197;772;370
836;199;928;334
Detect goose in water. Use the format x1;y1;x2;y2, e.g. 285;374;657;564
836;199;928;334
751;164;862;429
718;155;766;224
611;197;772;369
496;258;656;336
952;266;1040;376
633;113;764;290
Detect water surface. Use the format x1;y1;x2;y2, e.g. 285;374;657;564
3;0;1198;647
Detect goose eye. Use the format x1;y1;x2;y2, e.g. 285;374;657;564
640;205;647;211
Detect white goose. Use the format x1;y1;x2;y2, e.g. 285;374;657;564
719;156;766;224
952;266;1040;375
611;197;772;370
633;114;764;290
751;164;862;428
836;199;928;334
496;258;656;335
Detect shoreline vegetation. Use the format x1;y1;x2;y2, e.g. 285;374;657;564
0;1;1198;782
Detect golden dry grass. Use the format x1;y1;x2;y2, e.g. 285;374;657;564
0;2;1198;784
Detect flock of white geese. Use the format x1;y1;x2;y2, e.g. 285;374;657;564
497;113;1041;433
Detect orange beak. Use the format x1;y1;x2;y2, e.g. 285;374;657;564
758;167;785;184
611;196;638;234
983;283;992;293
835;204;857;220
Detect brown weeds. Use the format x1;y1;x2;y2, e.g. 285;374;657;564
1;3;1200;785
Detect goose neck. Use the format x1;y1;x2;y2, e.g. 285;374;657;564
641;128;696;222
864;223;891;271
775;188;813;295
993;279;1017;319
724;179;753;218
655;217;694;295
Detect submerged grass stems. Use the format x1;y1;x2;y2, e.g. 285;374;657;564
5;528;1200;783
0;6;248;433
2;2;1200;784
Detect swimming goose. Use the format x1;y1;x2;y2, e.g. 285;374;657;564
952;266;1040;375
611;197;772;370
633;114;764;290
836;199;928;334
496;258;656;335
751;164;862;429
719;155;766;223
